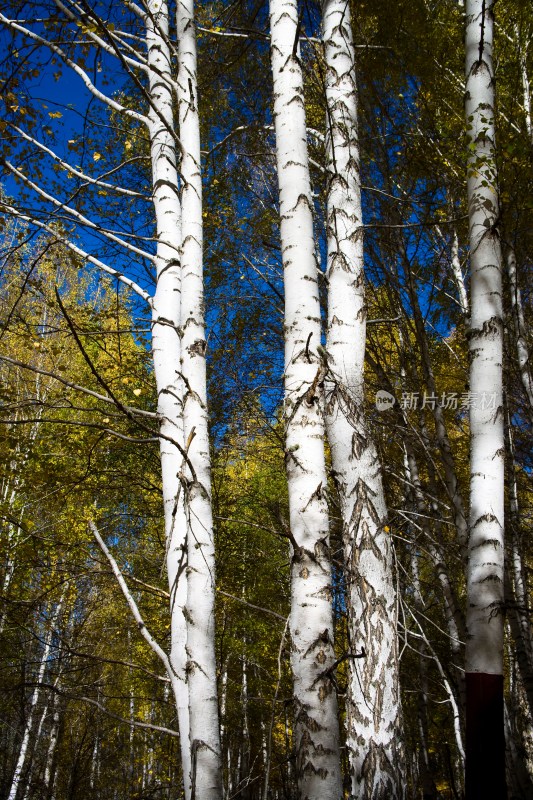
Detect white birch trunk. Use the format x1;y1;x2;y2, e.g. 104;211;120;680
43;688;61;799
506;246;533;412
451;228;469;317
176;0;222;795
515;23;532;143
22;680;58;800
464;0;505;795
322;1;404;795
269;0;342;795
8;594;64;800
145;1;190;794
239;655;250;800
220;661;230;800
89;726;99;790
0;366;48;635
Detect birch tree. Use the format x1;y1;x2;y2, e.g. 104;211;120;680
322;1;405;795
0;0;222;794
2;0;533;795
464;1;506;796
177;0;222;794
142;2;193;791
269;0;342;795
7;591;65;800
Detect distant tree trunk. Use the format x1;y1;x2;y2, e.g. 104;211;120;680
402;442;466;708
506;246;533;414
505;420;533;720
515;22;532;144
406;268;468;549
322;0;404;795
450;227;469;317
43;688;61;800
8;594;64;800
145;0;190;794
505;698;533;798
0;389;47;635
464;1;506;797
269;0;342;795
239;655;251;800
410;553;440;800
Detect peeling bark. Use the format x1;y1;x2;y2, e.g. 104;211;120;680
322;0;404;795
145;1;190;793
464;1;506;796
269;0;342;795
176;0;222;795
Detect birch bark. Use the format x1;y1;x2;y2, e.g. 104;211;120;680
176;0;222;794
8;593;64;800
145;1;190;794
515;23;532;144
464;1;506;796
43;687;60;799
322;0;404;795
451;228;469;317
269;0;342;795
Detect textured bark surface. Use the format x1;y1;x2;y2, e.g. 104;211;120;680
322;1;405;796
464;0;505;796
146;1;190;794
269;0;342;796
177;0;222;795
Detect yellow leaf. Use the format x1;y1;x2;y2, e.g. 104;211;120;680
93;152;102;161
48;111;63;118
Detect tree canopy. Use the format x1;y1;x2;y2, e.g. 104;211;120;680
0;0;532;798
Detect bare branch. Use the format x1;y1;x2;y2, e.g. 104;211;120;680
0;205;153;305
90;521;175;682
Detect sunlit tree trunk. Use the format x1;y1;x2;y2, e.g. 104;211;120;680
515;22;532;144
464;1;506;796
239;655;251;800
176;0;222;795
145;1;190;794
269;0;342;795
451;228;469;317
322;0;404;795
